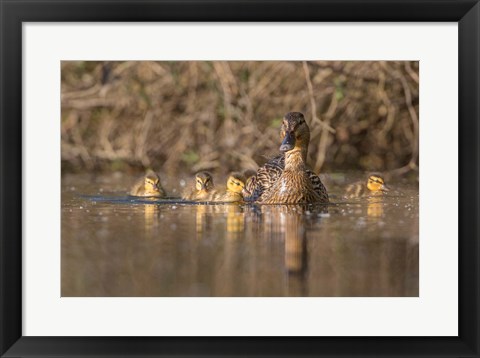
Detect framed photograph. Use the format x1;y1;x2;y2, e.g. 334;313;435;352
1;0;479;357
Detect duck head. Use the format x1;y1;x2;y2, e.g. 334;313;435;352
195;171;214;192
144;171;162;194
226;172;246;194
279;112;310;154
366;174;389;192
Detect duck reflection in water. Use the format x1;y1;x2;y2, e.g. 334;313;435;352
367;196;384;218
225;204;245;238
142;201;160;239
195;203;245;239
195;204;213;236
191;202;328;296
257;204;328;296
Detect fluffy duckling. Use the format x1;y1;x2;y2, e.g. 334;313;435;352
129;170;165;197
244;112;329;204
182;172;214;201
209;172;246;202
344;174;389;199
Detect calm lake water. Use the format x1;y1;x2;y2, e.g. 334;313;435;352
61;172;418;297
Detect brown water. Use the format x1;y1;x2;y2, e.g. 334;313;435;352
61;173;419;297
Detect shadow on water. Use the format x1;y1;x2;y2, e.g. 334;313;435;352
62;174;419;297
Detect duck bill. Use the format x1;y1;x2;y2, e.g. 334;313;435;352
381;184;390;192
279;131;296;152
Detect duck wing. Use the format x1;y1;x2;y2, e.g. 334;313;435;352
306;168;329;202
245;154;329;202
244;154;284;202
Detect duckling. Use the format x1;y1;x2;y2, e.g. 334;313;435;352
182;172;214;201
243;112;329;204
129;170;165;197
209;172;246;202
344;174;389;199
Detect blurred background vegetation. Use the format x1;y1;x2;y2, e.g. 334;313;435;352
61;61;419;178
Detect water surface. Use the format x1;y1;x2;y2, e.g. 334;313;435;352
61;173;418;297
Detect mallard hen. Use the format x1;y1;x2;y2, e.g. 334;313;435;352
243;112;329;204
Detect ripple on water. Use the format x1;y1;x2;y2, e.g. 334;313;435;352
61;173;419;297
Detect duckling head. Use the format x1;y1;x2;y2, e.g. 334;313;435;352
195;172;214;192
144;172;162;194
366;174;389;192
226;172;246;194
279;112;310;154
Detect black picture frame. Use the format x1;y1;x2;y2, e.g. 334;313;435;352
1;1;479;357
